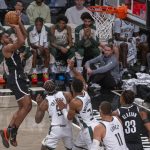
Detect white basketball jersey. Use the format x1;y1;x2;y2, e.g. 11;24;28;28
75;91;98;128
46;91;69;125
114;19;139;38
101;116;128;150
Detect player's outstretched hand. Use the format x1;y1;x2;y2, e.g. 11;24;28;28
56;99;67;110
36;94;43;106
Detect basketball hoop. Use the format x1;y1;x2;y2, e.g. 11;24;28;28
88;5;127;41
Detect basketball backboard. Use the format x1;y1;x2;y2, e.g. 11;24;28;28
101;0;150;30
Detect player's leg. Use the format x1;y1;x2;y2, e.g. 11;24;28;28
31;48;38;83
0;76;32;147
72;130;88;150
62;126;73;150
42;126;60;150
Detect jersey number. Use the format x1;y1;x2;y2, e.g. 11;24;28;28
115;133;123;146
125;120;136;134
56;105;63;116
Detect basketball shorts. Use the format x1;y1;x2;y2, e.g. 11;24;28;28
73;123;98;150
42;125;73;149
7;71;29;101
127;143;143;150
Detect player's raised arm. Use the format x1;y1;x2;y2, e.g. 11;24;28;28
35;94;48;124
4;24;25;53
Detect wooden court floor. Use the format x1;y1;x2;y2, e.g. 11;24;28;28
0;97;79;150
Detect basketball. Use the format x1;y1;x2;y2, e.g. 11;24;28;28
5;11;19;25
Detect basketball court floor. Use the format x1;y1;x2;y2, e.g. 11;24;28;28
0;96;79;150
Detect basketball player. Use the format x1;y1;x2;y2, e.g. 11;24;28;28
35;80;73;150
113;90;150;150
57;78;99;150
90;101;128;150
0;18;32;147
114;19;149;76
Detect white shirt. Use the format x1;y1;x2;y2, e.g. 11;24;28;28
65;6;90;26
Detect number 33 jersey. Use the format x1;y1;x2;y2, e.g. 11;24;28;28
46;91;70;126
117;105;142;144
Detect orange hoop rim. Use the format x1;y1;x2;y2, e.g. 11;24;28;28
87;5;128;19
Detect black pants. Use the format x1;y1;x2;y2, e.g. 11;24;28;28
89;72;117;89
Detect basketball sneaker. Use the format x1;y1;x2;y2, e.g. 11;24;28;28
9;127;18;147
43;73;49;82
0;128;10;148
31;73;38;84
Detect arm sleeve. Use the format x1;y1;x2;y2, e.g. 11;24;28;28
89;36;99;47
75;27;86;48
92;57;118;74
114;19;121;34
26;7;34;25
45;7;51;23
85;55;103;68
65;9;73;24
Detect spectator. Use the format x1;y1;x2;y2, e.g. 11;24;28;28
27;17;50;83
75;12;100;72
65;0;90;26
85;43;120;90
50;14;75;76
114;19;149;78
0;0;7;25
14;1;30;25
26;0;51;24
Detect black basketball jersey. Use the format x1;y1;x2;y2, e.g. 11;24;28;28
5;51;24;74
118;104;142;144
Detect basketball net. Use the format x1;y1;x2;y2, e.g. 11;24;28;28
88;5;127;42
91;12;115;41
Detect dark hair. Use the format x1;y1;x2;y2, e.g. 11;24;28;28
43;80;56;94
35;17;44;24
56;14;68;24
121;90;135;104
15;0;24;5
81;12;94;22
72;78;84;93
99;101;112;115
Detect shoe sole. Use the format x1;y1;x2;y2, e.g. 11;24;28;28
0;129;9;148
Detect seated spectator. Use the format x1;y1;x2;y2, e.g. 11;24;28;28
85;43;120;90
27;17;50;83
26;0;51;24
14;0;30;25
65;0;90;26
75;12;100;72
50;14;75;75
114;19;149;78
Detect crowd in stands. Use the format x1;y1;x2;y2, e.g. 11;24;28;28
0;0;150;88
